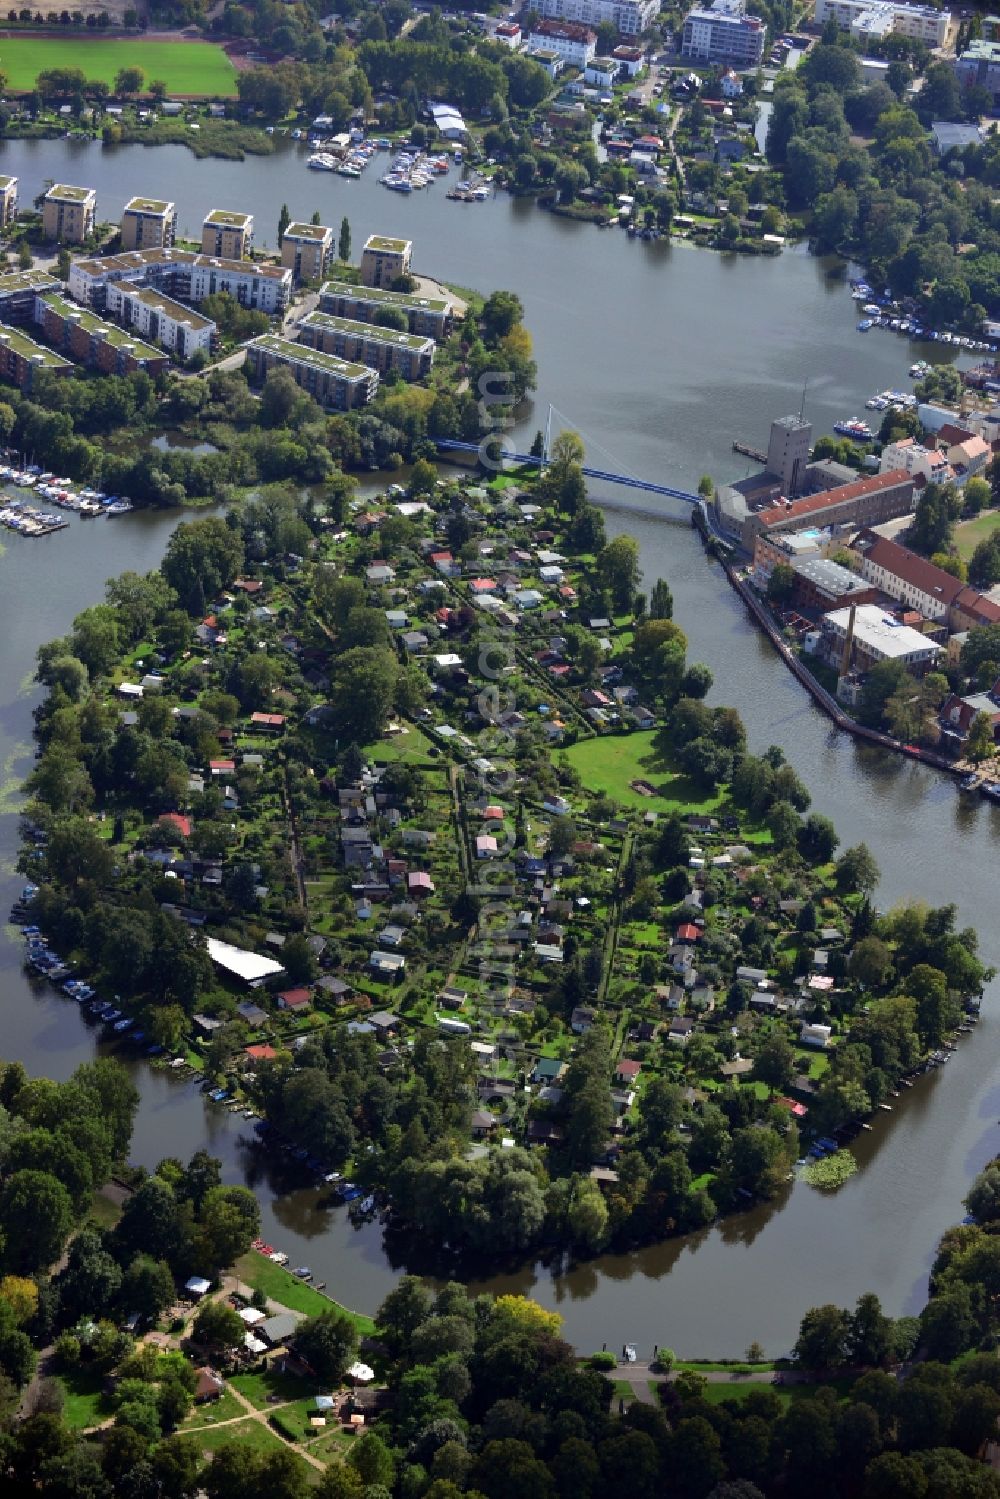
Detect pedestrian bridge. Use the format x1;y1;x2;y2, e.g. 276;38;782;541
433;439;701;506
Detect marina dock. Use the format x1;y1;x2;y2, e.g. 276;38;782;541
0;501;70;537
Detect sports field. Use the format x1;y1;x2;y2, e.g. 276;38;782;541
0;38;237;96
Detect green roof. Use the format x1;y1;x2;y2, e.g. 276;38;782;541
250;334;373;381
0;322;70;367
285;222;332;241
125;197;173;215
363;235;411;254
46;184;94;203
38;292;163;359
0;268;58;295
0;175;17;191
300;310;433;351
320;278;450;315
205;209;252;227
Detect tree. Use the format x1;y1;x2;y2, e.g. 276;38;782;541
849;936;893;990
120;1256;175;1323
0;1171;73;1272
339;215;351;263
835;843;880;895
192;1300;244;1352
798;813;839;864
766;563;796;604
114;65;144;96
966;711;996;763
348;1433;395;1489
295;1310;357;1382
649;579;673;619
481;291;524;342
848;1293;892;1367
278;204;290;246
596;536;640;613
793;1303;850;1369
753;1031;794;1092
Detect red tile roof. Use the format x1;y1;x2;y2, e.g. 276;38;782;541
758;470;912;528
676;923;701;942
278;988;312;1008
245;1044;278;1061
158;812;191;838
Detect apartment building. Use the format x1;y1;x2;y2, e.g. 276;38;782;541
297;309;435;380
0;176;17;229
813;0;950;48
247;335;379;410
69;248;291;316
281;222;334;284
536;0;659;37
105;282;215;361
0;322;70;391
201;209;254;260
525;19;598;66
120;197;177;253
879;436;955;486
681;0;765;66
34;291;168;376
850;528;1000;631
42;184;96;244
741;469;915;550
318;279;454;338
0;268;60;324
360;234;413;289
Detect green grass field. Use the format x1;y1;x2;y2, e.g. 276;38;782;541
561;731;726;814
0;38;237;96
955;509;1000;561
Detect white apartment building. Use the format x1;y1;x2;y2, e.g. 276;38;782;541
105;282;215;360
879;436;955;485
536;0;659;39
813;0;950;49
681;0;765;67
69;248;292;316
526;19;597;66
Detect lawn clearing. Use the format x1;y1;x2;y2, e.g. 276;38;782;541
0;39;237;96
189;1417;290;1458
955;509;1000;562
561;731;725;813
56;1368;109;1430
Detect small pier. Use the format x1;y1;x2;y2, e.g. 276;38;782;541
732;440;767;463
0;502;70;537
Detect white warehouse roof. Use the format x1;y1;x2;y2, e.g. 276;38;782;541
206;936;286;984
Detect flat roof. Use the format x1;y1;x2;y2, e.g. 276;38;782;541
250;334;373;381
0;321;70;367
363;235;411;254
46;183;94;203
117;283;214;330
204;209;252;227
0;268;59;296
0;175;17;190
38;291;163;358
824;605;942;660
124;197;174;215
72;247;291;282
207;936;285;983
320;277;450;314
300;309;433;351
284;222;332;241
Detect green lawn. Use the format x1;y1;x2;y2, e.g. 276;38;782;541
0;38;236;96
235;1253;375;1336
230;1368;312;1411
56;1368;109;1430
183;1388;246;1429
562;731;725;813
955;509;1000;561
189;1417;291;1458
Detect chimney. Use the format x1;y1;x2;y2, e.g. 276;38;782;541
840;603;857;679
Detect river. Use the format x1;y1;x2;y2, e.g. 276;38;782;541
0;135;996;1358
